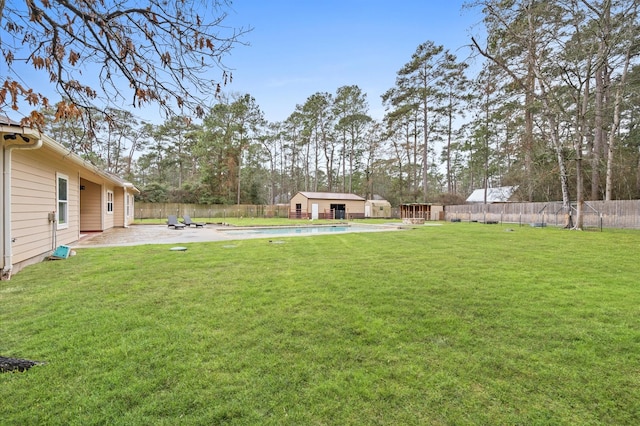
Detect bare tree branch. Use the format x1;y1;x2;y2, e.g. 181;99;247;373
0;0;250;129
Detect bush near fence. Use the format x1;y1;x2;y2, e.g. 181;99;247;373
445;200;640;230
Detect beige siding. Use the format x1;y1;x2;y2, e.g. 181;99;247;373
290;193;307;212
77;173;123;231
80;178;102;231
310;199;364;215
113;188;124;227
124;192;135;225
290;193;365;218
290;193;367;214
8;143;135;274
116;189;136;227
103;185;115;230
11;149;80;266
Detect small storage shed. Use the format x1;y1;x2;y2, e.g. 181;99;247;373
365;199;391;218
289;192;366;220
400;203;444;223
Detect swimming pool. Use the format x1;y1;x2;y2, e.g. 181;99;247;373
221;224;385;236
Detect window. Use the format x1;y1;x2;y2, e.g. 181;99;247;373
107;191;114;214
57;173;68;229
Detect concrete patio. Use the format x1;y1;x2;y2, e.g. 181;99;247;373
72;224;244;248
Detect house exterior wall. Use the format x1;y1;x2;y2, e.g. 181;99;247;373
80;178;102;231
103;185;115;230
8;143;135;275
111;187;136;228
11;148;80;268
113;189;124;227
77;170;132;229
79;179;135;231
125;192;135;225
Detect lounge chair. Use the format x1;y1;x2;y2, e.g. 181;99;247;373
167;215;186;229
181;214;204;227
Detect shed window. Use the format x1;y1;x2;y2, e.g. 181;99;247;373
57;173;68;229
107;191;114;214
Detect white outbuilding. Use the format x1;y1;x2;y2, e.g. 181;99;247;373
466;186;518;203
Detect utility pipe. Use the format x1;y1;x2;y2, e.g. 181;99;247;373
1;129;43;280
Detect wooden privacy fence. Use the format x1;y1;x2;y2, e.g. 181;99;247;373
135;203;292;220
136;201;640;229
136;203;402;221
445;200;640;229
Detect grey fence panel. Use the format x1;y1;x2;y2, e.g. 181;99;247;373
445;200;640;229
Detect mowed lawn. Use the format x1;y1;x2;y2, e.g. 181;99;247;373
1;223;639;425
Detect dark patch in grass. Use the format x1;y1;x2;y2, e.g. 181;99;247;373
0;356;45;372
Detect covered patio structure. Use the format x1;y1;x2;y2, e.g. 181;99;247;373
400;203;444;224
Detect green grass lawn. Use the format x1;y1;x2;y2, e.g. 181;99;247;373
2;223;640;424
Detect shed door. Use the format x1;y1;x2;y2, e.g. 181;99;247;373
331;203;346;220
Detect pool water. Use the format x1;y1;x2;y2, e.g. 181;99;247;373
224;225;375;236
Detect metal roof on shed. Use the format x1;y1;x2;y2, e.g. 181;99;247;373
297;192;366;201
466;186;518;203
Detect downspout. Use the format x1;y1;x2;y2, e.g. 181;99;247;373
1;131;43;280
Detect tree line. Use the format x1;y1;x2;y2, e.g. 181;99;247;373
39;0;640;227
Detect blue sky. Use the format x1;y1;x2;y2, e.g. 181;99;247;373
3;1;485;125
222;0;485;122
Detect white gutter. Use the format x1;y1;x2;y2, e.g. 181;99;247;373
1;127;43;280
